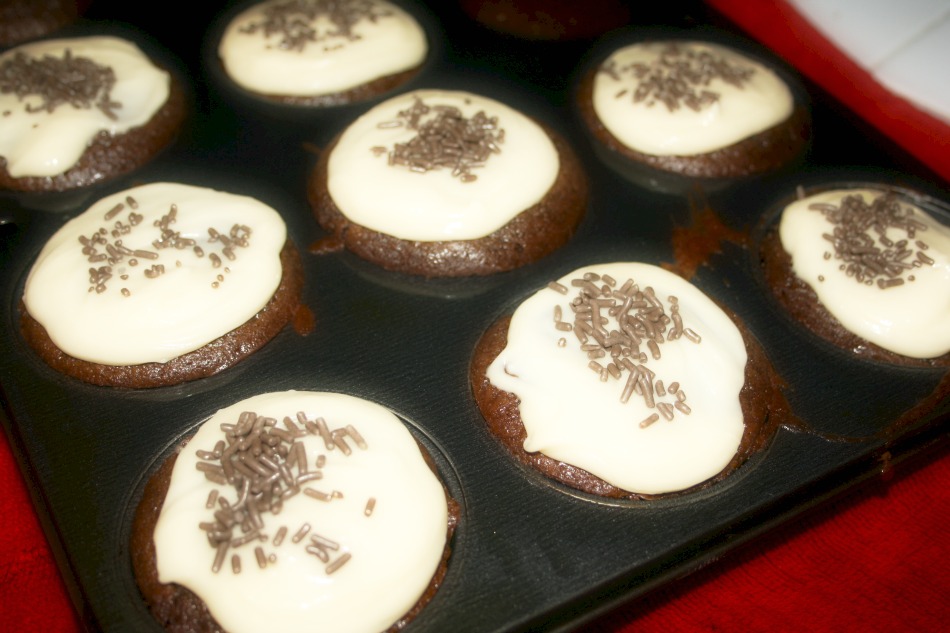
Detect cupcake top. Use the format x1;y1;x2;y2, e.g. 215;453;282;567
590;40;794;156
153;390;450;633
23;182;287;366
217;0;427;99
485;262;748;495
0;36;172;179
779;188;950;359
327;89;560;241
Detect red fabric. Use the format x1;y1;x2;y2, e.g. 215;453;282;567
1;2;948;631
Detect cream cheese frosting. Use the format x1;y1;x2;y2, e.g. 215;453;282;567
153;390;450;633
327;89;560;241
486;262;747;495
591;41;794;156
23;182;287;366
779;188;950;359
0;36;171;178
218;0;427;97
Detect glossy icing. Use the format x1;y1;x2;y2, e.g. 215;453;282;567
153;390;449;633
592;41;793;156
0;36;170;178
23;183;286;365
486;262;747;494
327;89;559;241
779;188;950;358
218;0;427;97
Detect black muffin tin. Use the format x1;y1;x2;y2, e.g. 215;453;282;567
1;1;948;631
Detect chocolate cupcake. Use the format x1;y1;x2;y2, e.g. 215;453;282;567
760;186;950;367
0;36;186;193
471;262;786;499
577;39;809;184
308;88;588;277
131;390;458;633
216;0;428;107
19;182;303;388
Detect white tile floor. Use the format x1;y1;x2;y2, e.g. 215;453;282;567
789;0;950;123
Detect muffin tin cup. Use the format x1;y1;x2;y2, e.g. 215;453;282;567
1;1;948;631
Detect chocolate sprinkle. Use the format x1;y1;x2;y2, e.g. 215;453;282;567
239;0;394;52
376;97;505;182
549;271;700;426
195;409;369;573
810;192;932;289
75;200;252;293
0;48;121;119
603;43;754;113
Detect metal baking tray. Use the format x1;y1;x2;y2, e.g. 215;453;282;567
1;1;947;631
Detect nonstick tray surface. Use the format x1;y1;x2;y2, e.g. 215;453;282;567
1;1;948;632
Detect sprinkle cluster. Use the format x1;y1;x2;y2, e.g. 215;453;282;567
604;44;754;113
547;271;701;428
240;0;393;52
78;196;252;295
0;49;120;119
810;192;933;289
373;97;504;182
195;410;371;576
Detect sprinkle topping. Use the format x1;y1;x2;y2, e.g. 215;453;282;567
0;49;121;119
602;43;754;112
195;409;367;575
373;97;504;182
240;0;394;52
76;197;252;294
808;191;932;289
549;270;701;427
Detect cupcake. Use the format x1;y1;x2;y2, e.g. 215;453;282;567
0;36;186;193
577;39;809;182
761;186;950;366
131;390;458;632
19;182;303;387
216;0;428;106
308;88;588;277
471;262;786;498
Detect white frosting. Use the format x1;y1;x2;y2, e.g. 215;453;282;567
153;390;450;633
327;89;560;241
218;0;427;97
486;263;748;495
779;188;950;358
0;36;171;178
592;41;794;156
23;183;287;366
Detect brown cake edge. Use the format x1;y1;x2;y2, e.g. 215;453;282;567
470;311;789;500
131;437;459;632
760;229;950;367
19;241;304;388
0;74;188;193
575;66;810;180
307;122;588;277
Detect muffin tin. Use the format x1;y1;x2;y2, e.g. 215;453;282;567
1;1;948;631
